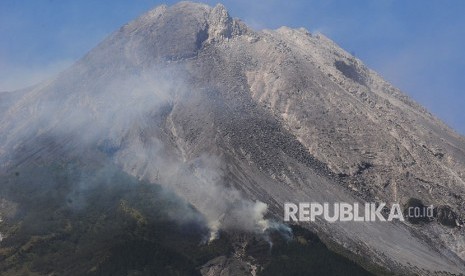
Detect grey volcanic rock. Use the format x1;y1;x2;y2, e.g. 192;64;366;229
1;2;465;275
200;256;256;276
436;205;459;227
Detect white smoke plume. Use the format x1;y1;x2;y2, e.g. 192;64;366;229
0;64;286;240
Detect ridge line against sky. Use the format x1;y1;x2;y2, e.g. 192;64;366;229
0;0;464;134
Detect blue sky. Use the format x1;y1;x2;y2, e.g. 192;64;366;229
0;0;464;134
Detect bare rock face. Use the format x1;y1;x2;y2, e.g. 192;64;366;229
207;4;235;42
1;2;465;275
200;256;255;276
436;205;459;227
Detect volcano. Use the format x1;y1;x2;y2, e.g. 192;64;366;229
1;2;465;275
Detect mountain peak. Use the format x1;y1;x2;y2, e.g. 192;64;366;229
100;2;247;63
207;3;235;41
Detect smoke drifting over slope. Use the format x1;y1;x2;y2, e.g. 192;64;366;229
0;64;284;242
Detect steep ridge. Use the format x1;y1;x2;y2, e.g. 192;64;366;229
0;2;464;275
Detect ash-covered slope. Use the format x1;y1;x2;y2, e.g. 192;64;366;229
1;2;465;275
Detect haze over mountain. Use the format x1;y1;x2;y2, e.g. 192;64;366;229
1;2;465;275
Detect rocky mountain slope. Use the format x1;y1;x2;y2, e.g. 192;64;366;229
1;2;464;275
